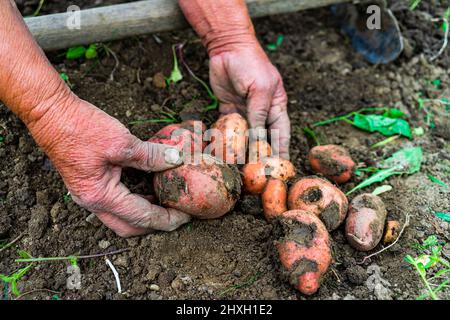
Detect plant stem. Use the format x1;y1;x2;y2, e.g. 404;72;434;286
415;264;438;300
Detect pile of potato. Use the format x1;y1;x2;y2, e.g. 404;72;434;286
151;114;391;296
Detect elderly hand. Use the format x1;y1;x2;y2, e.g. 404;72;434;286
209;42;290;159
29;95;191;237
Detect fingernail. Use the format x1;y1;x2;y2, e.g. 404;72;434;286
164;148;182;165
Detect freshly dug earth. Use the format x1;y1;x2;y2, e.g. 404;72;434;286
0;0;449;300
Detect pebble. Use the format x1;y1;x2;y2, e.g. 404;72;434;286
98;240;111;250
86;213;102;227
149;284;160;291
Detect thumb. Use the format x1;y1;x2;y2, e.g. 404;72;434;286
118;139;183;172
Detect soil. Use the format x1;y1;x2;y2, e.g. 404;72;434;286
1;0;449;300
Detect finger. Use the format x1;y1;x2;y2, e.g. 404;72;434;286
114;139;183;172
246;86;273;130
100;180;192;232
267;87;290;160
95;212;151;238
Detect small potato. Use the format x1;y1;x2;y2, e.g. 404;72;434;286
242;157;296;194
262;179;287;221
149;120;206;154
345;193;387;251
241;162;268;194
287;176;348;231
264;157;296;182
153;154;242;219
211;113;248;164
308;145;355;184
383;220;401;245
275;210;331;295
248;140;272;163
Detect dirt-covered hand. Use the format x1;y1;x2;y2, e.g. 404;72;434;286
209;44;290;159
29;96;191;237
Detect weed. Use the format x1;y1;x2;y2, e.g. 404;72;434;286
166;45;183;85
266;35;284;51
312;107;412;138
0;250;33;298
347;147;422;195
176;44;219;111
405;236;450;300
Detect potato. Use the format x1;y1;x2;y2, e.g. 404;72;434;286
308;144;355;184
242;157;295;194
211;113;248;164
264;157;296;182
149;120;206;155
383;220;401;244
275;210;331;295
241;162;268;194
153;154;242;219
248;140;272;163
287;176;348;231
345;193;387;251
261;178;287;221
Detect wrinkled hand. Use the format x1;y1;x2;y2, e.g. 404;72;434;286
209;44;290;159
31;96;191;237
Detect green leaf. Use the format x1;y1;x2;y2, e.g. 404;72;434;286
372;185;393;196
383;108;406;119
266;35;284;51
427;175;449;188
423;235;439;248
381;147;423;174
347;147;422;195
404;255;416;265
347;166;400;195
66;46;87;60
434;212;450;222
85;44;98;60
352;114;412;138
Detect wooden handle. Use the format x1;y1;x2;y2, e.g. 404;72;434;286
25;0;350;50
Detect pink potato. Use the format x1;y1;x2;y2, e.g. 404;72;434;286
211;113;248;164
241;157;296;195
308;145;355;184
345;193;387;251
287;176;348;231
149;120;206;155
153;154;242;219
276;210;331;295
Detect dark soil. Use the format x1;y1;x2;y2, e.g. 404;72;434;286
1;1;449;300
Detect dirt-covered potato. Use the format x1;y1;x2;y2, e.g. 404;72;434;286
345;193;387;251
287;176;348;231
242;157;295;194
211;113;248;164
261;178;287;221
275;210;331;295
153;155;242;219
149;120;206;154
308;144;355;184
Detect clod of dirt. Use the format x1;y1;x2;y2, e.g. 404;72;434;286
28;205;49;239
